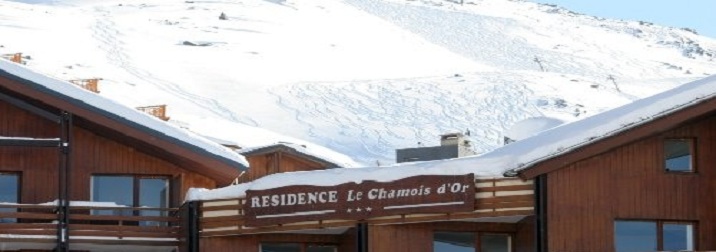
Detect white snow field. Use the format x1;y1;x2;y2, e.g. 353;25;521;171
1;0;715;165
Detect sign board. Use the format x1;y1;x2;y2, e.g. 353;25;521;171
244;174;475;226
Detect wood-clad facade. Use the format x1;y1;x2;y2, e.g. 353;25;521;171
239;144;341;183
537;113;716;251
511;81;716;251
0;62;245;251
1;98;218;204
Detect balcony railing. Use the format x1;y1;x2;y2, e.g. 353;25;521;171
197;178;534;237
0;203;181;248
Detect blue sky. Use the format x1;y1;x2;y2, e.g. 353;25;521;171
530;0;716;38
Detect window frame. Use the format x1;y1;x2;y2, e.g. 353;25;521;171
663;138;696;173
432;230;514;252
0;172;21;223
0;171;21;203
258;242;338;252
614;219;697;251
90;174;171;210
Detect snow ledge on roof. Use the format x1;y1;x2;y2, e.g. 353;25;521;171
186;75;716;202
0;59;248;168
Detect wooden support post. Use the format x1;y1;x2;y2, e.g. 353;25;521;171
56;111;72;252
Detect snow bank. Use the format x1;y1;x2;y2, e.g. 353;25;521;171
38;200;129;207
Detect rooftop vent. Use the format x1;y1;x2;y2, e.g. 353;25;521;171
136;104;170;121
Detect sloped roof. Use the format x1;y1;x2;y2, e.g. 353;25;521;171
0;59;247;184
505;74;716;178
187;75;716;200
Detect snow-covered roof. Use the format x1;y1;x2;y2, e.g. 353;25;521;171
186;75;716;201
0;59;248;168
180;115;364;168
239;142;357;168
504;116;569;141
506;74;716;174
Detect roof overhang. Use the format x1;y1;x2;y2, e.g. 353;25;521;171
0;68;244;185
516;95;716;179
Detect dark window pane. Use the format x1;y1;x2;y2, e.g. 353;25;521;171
615;221;656;252
92;176;133;215
481;234;511;252
433;232;475;252
0;173;19;223
663;223;694;251
665;139;692;172
307;245;337;252
139;178;168;226
261;243;301;252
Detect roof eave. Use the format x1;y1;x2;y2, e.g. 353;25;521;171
515;95;716;179
0;69;246;183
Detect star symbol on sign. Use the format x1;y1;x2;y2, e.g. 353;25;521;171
366;207;372;212
347;208;352;213
356;207;362;212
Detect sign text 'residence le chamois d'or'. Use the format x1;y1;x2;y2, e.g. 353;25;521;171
243;174;475;226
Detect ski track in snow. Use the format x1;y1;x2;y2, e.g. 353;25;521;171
91;6;257;126
3;0;714;166
344;0;552;71
271;72;545;163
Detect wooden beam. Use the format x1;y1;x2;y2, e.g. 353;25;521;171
0;138;60;147
0;90;60;122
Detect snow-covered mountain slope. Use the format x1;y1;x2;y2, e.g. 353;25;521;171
1;0;715;165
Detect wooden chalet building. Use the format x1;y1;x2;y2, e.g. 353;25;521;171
0;59;247;251
4;56;716;252
186;75;716;252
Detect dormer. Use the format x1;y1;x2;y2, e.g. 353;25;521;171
238;142;342;182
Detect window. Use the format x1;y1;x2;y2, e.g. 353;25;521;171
614;221;657;252
663;223;695;251
615;220;695;252
480;234;511;252
664;139;694;172
259;243;337;252
433;232;511;252
434;232;475;252
91;175;168;225
0;172;19;223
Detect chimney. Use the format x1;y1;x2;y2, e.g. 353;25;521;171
440;132;465;146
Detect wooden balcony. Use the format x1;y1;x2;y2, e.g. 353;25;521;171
68;78;100;93
0;203;181;251
197;178;534;237
136;105;170;121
